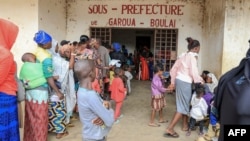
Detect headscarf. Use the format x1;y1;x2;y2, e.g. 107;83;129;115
33;30;52;45
206;73;218;92
112;42;121;52
0;18;19;50
48;38;59;57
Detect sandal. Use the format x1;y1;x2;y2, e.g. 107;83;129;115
67;123;75;127
56;131;69;139
182;127;189;131
186;131;191;136
163;132;179;138
148;123;160;127
158;120;168;123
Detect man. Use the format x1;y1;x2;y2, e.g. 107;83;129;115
91;38;110;76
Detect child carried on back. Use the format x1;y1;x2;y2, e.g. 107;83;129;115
19;52;47;89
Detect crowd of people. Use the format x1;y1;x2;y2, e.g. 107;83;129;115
0;18;136;141
2;18;250;141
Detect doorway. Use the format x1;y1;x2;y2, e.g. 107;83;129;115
135;36;151;51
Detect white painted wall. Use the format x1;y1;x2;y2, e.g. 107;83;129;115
67;0;205;71
0;0;39;74
202;0;250;77
2;0;250;77
223;0;250;74
38;0;67;43
202;0;225;78
0;0;67;74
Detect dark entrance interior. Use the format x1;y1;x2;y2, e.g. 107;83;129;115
135;36;151;51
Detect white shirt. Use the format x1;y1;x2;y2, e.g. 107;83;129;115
190;93;208;121
124;71;133;93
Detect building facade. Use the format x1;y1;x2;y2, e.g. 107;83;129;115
1;0;250;78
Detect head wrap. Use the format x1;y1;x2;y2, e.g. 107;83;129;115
112;42;121;52
33;30;52;45
48;38;59;56
0;18;19;50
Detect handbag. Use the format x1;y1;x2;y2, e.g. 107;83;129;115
17;79;25;102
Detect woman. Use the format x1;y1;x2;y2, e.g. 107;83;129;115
206;73;218;93
0;18;20;141
139;46;150;81
23;30;65;141
48;41;76;137
164;37;204;138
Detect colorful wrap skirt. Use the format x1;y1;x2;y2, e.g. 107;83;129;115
23;87;48;141
48;100;67;134
151;94;166;111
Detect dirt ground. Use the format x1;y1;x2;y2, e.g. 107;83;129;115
20;80;200;141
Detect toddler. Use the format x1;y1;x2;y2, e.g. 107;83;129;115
123;64;133;95
148;64;169;127
186;84;208;136
109;67;127;123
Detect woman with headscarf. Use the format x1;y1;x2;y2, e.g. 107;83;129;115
205;73;218;93
0;18;20;141
23;30;65;140
48;40;76;137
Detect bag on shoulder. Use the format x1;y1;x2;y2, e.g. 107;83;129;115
17;79;25;102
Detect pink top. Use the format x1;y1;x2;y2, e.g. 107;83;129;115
170;52;203;85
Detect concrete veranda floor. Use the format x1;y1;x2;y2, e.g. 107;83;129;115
20;80;199;141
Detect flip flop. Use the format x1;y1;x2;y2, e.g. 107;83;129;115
182;127;188;131
148;123;160;127
158;120;168;123
56;131;69;139
67;123;75;127
163;132;179;138
186;131;191;136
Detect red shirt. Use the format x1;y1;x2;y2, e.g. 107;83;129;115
92;78;101;94
109;77;126;102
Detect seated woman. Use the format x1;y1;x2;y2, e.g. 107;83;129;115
205;73;218;93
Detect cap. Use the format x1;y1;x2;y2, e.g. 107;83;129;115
79;35;89;43
60;40;70;46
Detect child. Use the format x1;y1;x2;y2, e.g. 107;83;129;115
74;59;114;141
196;96;220;141
148;64;169;127
109;67;127;123
123;64;133;95
19;52;47;90
92;77;102;94
186;84;208;136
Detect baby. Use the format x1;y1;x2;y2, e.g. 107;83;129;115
19;53;47;89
